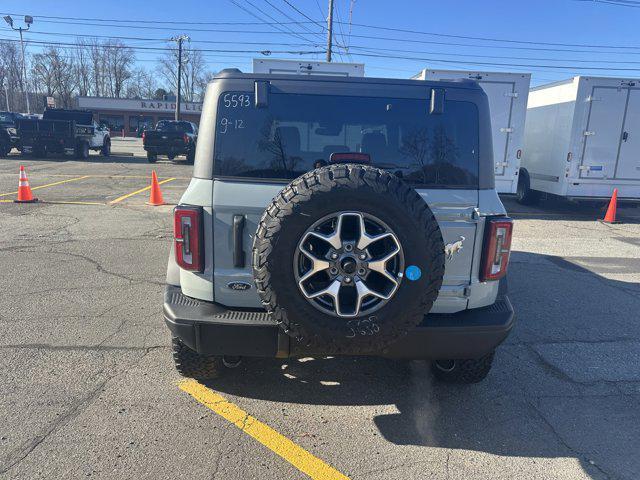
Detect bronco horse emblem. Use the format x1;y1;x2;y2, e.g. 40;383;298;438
444;236;465;260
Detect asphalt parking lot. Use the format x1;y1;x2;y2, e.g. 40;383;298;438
1;152;639;480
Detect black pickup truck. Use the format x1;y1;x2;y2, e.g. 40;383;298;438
142;120;198;164
0;111;23;157
16;109;111;159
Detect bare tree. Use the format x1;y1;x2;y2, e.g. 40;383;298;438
103;40;134;98
157;43;213;102
0;41;27;111
87;38;106;97
31;45;77;108
125;67;157;99
73;39;92;97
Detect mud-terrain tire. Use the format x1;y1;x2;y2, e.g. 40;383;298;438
171;336;222;380
431;351;495;384
253;163;445;354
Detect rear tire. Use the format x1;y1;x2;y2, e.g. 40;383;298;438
172;336;222;380
101;138;111;156
516;169;541;205
167;154;175;161
186;149;195;165
0;142;10;158
147;152;157;163
431;351;495;384
34;145;47;158
75;141;89;160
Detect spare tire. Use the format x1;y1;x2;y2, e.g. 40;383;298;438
253;164;445;354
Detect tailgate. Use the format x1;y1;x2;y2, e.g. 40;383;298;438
145;131;185;148
17;119;73;144
211;180;478;313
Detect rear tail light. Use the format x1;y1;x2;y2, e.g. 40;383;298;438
141;131;146;142
183;133;189;144
174;206;203;272
480;217;513;282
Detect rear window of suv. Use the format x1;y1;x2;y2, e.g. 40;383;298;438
157;121;193;132
213;92;479;188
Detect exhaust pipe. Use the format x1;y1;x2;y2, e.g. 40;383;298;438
434;359;456;372
223;356;242;368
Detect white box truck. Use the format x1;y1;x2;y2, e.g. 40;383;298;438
413;69;531;194
518;76;640;204
253;58;364;77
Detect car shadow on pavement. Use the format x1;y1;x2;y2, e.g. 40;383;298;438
207;251;640;479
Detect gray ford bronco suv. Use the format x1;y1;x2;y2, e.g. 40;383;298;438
164;69;514;383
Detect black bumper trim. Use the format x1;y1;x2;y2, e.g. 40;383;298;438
164;285;515;360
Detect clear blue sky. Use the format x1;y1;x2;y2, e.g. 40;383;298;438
3;0;640;86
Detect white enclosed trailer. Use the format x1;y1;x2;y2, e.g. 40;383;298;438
413;69;531;194
253;58;364;77
520;76;640;203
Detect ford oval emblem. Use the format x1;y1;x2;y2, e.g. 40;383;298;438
227;281;252;291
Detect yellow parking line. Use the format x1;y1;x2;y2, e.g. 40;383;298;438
0;175;90;198
109;177;175;204
179;379;350;480
42;200;106;206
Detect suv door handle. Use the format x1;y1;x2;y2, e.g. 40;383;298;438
232;214;246;268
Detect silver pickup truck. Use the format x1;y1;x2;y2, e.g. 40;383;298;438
163;70;515;383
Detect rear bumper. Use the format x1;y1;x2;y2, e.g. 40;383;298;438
144;145;190;155
164;284;515;360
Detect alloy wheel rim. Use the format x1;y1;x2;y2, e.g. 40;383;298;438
293;211;404;318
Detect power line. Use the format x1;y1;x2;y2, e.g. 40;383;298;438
346;44;640;64
282;0;326;27
574;0;640;7
336;21;640;50
1;37;324;55
350;51;640;72
334;1;351;61
279;0;347;53
16;29;321;47
228;0;320;45
14;22;640;55
16;30;640;65
7;10;640;51
5;18;323;34
14;29;640;69
0;12;319;25
262;0;323;38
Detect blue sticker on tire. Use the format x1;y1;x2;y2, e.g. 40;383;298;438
405;265;422;281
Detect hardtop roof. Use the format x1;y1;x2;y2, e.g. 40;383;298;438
212;68;483;91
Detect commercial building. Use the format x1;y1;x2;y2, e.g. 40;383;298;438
76;96;203;137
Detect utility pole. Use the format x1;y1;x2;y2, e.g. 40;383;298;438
170;35;189;121
326;0;334;62
3;15;33;114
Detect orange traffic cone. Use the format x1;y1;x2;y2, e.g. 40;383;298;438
601;188;619;224
15;166;38;203
147;170;165;206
